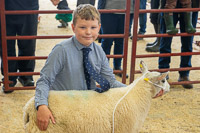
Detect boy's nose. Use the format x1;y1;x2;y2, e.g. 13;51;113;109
86;28;91;34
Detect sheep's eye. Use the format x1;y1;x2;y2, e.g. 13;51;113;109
161;79;165;83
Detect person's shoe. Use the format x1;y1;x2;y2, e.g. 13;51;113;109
178;76;193;89
129;32;132;37
130;36;143;41
57;20;68;28
146;39;157;47
18;78;34;86
164;13;178;35
184;12;196;34
137;32;144;41
1;81;16;94
114;67;128;78
145;42;160;52
130;32;144;41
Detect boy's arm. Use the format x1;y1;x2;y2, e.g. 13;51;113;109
35;44;65;108
35;44;65;130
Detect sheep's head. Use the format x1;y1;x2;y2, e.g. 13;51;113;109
140;61;170;98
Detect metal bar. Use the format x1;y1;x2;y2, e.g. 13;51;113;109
137;32;200;38
139;8;200;13
170;80;200;85
134;67;200;74
6;34;125;40
4;9;126;15
121;0;131;83
4;8;200;15
7;55;124;60
8;72;40;76
7;86;35;91
129;0;140;83
0;0;10;91
136;52;200;58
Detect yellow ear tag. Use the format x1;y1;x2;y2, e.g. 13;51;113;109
144;78;149;81
140;64;143;68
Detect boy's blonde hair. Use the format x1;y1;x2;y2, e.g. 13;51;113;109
72;4;100;25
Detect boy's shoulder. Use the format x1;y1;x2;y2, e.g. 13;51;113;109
58;37;73;47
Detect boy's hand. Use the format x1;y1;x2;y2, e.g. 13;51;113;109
36;105;56;131
50;0;60;6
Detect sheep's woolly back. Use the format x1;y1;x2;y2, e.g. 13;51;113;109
24;80;154;133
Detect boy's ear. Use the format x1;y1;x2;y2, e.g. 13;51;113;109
98;24;101;32
71;24;75;32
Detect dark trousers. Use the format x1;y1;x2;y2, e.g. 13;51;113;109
0;14;38;82
77;0;95;6
150;0;160;25
165;0;191;9
100;13;125;68
159;12;198;77
138;0;147;34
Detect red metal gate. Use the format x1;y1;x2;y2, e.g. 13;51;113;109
130;0;200;86
0;0;131;91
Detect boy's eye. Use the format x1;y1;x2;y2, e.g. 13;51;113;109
91;27;97;29
80;27;86;29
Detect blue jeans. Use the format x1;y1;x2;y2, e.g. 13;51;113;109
101;13;125;68
138;0;147;34
159;12;198;77
129;0;147;34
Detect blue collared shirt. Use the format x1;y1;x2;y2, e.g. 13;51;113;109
35;36;126;108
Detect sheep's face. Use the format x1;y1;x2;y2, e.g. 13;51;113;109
139;61;170;98
145;72;170;98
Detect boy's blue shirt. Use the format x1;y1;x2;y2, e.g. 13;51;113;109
35;35;126;108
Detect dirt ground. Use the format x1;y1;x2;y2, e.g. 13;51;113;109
0;0;200;133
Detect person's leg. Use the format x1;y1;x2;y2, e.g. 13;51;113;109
145;0;160;51
89;0;95;5
17;14;37;86
0;16;18;92
113;14;128;78
77;0;95;6
129;13;134;36
146;13;161;52
101;13;116;55
138;0;147;34
1;21;18;83
177;12;197;89
113;14;125;69
179;12;198;77
159;13;177;70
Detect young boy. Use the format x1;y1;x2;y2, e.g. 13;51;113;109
35;4;164;131
35;4;126;131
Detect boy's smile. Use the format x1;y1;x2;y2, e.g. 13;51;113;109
71;18;101;47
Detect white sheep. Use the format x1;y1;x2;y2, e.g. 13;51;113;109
23;61;170;133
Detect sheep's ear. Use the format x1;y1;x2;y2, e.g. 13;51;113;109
140;60;148;74
157;72;168;81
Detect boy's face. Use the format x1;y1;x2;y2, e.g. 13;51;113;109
71;18;101;47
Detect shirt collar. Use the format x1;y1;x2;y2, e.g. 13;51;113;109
72;35;94;51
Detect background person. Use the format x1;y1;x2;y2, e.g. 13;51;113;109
159;0;199;89
0;0;39;93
